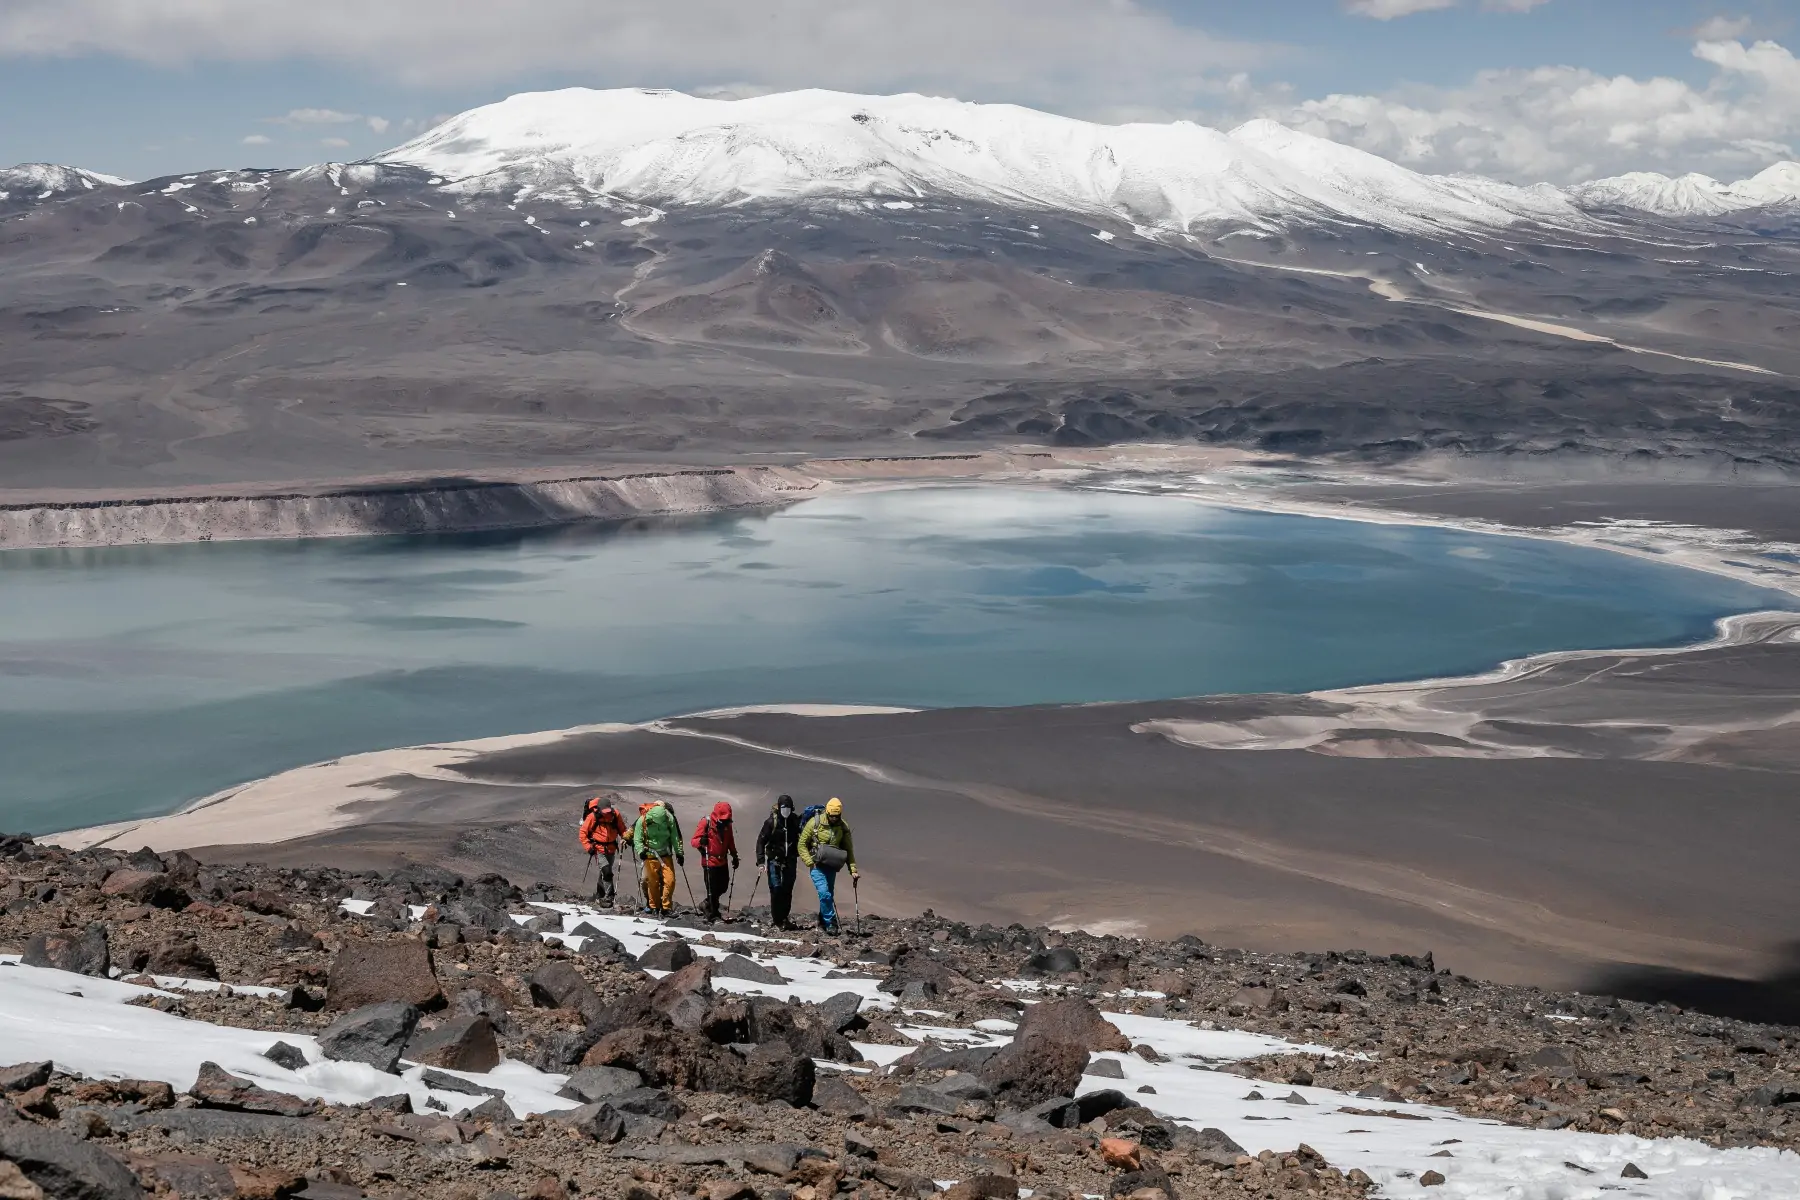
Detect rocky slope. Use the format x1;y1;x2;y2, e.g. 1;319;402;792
5;834;1800;1199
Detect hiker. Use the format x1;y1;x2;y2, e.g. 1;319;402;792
690;800;740;922
797;796;857;934
754;794;803;929
578;793;630;906
632;798;684;917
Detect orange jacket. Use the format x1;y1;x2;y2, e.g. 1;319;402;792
580;799;630;853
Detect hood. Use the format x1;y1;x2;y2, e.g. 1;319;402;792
710;801;734;822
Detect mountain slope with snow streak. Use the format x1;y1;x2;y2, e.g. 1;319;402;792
371;87;1594;237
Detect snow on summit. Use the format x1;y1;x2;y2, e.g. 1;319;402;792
0;162;130;202
370;87;1592;237
1569;163;1800;217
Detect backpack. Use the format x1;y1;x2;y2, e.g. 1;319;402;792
580;797;599;824
800;804;825;824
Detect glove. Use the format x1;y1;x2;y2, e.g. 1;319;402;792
755;855;764;868
677;851;685;865
849;866;860;879
588;849;596;860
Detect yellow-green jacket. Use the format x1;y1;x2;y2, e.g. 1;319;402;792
798;813;856;871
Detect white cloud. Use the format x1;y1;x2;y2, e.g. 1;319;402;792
1344;0;1456;17
366;116;389;134
268;107;362;126
1693;15;1754;41
1256;36;1800;183
1343;0;1549;17
240;133;271;145
320;137;350;148
0;0;1270;112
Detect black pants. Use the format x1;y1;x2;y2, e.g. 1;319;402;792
593;851;617;903
767;859;797;927
703;864;731;920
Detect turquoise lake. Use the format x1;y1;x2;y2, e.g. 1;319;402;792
2;485;1792;835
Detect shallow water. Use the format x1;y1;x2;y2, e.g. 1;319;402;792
2;486;1791;833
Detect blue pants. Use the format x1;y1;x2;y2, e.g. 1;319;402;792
810;866;839;931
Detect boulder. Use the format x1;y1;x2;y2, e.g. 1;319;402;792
1085;1057;1126;1079
402;1014;500;1073
260;1043;307;1071
557;1066;644;1104
1227;986;1287;1015
0;1062;53;1093
419;1069;502;1099
526;962;604;1023
22;925;109;977
712;953;787;985
317;1001;421;1073
548;1102;625;1144
647;961;714;1032
888;1085;960;1116
891;1042;1001;1075
1183;1127;1247;1167
1025;947;1082;976
325;941;443;1012
1107;1165;1179;1199
187;1063;318;1118
1076;1090;1133;1123
811;1074;873;1119
736;1039;815;1107
635;939;695;972
0;1119;145;1200
581;1026;741;1094
927;1072;992;1102
1013;997;1130;1053
144;935;217;980
567;923;631;959
816;991;867;1034
977;1035;1088;1109
941;1175;1017;1200
99;870;187;911
878;945;963;997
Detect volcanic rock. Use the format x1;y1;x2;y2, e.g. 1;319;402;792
402;1014;500;1072
317;1002;421;1073
325;941;443;1012
634;940;695;972
22;926;110;977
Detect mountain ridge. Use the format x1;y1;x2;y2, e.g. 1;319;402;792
8;87;1798;230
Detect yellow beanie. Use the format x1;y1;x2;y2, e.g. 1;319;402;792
825;797;843;816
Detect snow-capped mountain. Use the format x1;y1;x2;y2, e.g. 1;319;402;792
1568;163;1800;217
0;162;131;203
371;87;1591;237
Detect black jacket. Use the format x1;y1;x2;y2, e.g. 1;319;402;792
755;805;802;865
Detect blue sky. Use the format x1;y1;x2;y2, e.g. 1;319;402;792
0;0;1794;184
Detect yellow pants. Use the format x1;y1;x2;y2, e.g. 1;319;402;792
642;855;677;911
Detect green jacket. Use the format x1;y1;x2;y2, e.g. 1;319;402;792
633;803;684;859
798;814;855;871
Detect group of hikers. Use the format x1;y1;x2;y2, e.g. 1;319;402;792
577;792;859;933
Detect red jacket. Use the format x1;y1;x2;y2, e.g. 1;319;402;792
690;801;738;868
580;800;630;853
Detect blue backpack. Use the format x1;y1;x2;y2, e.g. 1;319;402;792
800;804;826;824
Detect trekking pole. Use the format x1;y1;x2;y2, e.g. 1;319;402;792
581;852;593;891
852;874;862;936
680;860;699;913
629;853;643;911
741;869;763;923
727;867;738;914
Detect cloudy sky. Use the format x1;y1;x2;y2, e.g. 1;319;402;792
0;0;1794;185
